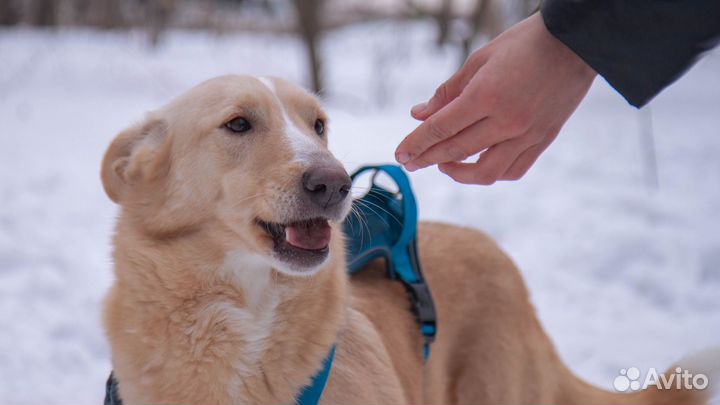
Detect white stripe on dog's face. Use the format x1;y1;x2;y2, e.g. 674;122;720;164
258;77;320;164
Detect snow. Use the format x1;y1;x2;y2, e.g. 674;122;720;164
1;22;719;403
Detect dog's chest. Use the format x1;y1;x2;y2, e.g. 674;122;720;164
189;252;285;398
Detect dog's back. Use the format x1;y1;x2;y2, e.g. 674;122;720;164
350;221;713;404
346;221;559;403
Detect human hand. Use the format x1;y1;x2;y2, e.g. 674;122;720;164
395;13;597;184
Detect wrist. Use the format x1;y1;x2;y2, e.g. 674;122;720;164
534;12;597;81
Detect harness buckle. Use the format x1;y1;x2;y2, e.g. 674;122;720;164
404;280;437;345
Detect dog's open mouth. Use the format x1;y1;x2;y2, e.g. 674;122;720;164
256;217;331;269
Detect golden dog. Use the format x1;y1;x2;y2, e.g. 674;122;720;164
101;75;715;404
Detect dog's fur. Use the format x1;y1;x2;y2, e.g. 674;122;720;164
101;75;714;404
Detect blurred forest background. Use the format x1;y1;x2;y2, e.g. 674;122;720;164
0;0;538;93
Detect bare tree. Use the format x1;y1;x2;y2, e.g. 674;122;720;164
99;0;124;29
460;0;504;64
145;0;176;47
0;0;20;26
293;0;325;94
72;0;93;25
30;0;58;27
434;0;452;47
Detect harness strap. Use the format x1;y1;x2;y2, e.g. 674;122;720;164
345;165;437;359
104;372;121;405
295;345;336;405
104;347;336;405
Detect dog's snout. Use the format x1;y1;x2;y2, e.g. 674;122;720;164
302;166;352;209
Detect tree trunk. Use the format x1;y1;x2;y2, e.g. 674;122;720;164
460;0;504;64
146;0;175;47
0;0;20;26
31;0;58;27
293;0;325;94
100;0;123;29
435;0;452;47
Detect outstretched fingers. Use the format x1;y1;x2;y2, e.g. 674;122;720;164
396;52;491;165
499;134;554;180
404;118;504;171
437;136;535;185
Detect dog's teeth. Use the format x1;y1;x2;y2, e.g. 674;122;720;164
285;227;290;241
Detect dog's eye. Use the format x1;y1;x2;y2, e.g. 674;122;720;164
225;117;252;134
314;119;325;136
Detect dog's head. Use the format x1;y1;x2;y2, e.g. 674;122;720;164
101;75;352;276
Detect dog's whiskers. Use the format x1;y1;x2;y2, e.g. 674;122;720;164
349;203;371;248
353;198;403;227
235;193;265;205
349;186;405;224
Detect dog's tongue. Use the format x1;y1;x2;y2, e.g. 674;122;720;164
285;220;331;250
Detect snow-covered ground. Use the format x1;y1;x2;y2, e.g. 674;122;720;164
1;22;719;404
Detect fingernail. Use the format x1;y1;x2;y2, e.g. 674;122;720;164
411;102;428;116
405;162;419;172
396;152;412;164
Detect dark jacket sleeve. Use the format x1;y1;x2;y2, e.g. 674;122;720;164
541;0;720;107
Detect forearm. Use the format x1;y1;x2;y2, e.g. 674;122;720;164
541;0;720;107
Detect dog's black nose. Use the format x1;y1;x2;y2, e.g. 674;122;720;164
302;166;352;209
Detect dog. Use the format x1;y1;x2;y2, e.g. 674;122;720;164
101;75;717;404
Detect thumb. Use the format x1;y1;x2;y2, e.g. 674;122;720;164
411;49;488;121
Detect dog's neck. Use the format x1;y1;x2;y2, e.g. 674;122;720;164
107;222;349;404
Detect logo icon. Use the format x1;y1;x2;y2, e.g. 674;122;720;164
613;367;709;392
613;367;642;392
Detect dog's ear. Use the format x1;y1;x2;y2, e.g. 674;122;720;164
101;117;170;203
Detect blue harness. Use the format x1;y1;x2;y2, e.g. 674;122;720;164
104;165;437;405
344;165;437;356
